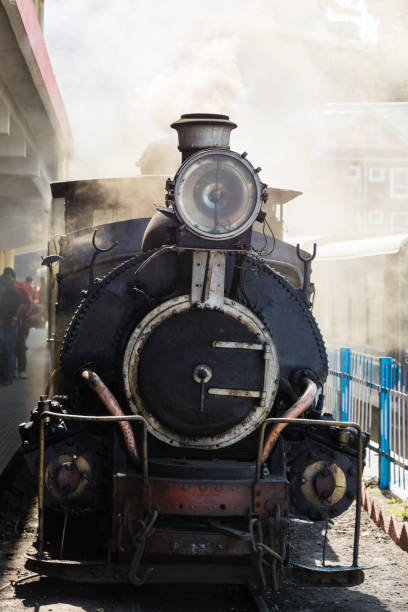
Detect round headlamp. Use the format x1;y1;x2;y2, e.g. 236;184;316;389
172;150;262;240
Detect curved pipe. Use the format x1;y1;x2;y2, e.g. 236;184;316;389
81;369;139;464
261;377;317;463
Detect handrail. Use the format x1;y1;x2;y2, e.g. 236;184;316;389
256;416;363;568
36;411;363;569
36;411;148;556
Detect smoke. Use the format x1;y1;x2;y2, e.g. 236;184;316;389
43;1;408;228
41;1;408;356
138;33;244;130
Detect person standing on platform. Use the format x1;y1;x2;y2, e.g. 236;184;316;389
15;276;34;379
0;276;7;383
0;268;21;385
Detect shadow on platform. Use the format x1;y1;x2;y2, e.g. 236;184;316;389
0;327;48;475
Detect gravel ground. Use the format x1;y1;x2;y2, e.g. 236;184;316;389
0;457;407;611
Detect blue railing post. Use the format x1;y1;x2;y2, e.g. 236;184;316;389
340;348;351;421
379;357;392;489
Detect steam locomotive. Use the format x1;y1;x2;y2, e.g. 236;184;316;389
20;114;367;592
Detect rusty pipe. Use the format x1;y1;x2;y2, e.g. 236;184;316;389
81;369;139;464
261;377;317;463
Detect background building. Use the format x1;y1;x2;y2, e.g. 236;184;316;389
307;104;408;359
309;103;408;239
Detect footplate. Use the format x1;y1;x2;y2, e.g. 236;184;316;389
292;563;370;587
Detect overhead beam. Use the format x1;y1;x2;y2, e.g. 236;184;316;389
14;241;46;256
0;196;44;216
0;211;48;251
0;96;10;134
0;133;27;156
0;145;39;175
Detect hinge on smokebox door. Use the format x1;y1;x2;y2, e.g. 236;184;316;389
191;251;226;309
209;341;275;409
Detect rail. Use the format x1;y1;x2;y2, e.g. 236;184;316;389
325;348;408;497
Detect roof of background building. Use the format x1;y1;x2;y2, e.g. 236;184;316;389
317;232;408;260
313;102;408;159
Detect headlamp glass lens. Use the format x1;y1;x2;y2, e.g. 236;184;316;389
175;153;259;237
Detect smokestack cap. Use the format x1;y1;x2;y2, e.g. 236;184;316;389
171;113;237;160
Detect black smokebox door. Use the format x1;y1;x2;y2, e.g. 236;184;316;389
137;309;263;436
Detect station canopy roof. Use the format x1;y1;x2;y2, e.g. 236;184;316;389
316;233;408;261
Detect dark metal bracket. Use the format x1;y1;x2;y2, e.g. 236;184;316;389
88;229;118;291
296;243;316;306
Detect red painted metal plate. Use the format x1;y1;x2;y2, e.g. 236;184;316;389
114;475;288;517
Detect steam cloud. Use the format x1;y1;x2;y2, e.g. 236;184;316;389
44;0;408;236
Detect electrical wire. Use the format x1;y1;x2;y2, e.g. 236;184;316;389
251;216;276;257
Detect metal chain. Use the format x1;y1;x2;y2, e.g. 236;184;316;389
249;518;283;593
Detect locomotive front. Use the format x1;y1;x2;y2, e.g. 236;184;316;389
21;114;367;591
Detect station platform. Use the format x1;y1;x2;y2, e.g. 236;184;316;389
0;328;48;475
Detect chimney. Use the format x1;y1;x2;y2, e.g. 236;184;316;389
171;113;237;162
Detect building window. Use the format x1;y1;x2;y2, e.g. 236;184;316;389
368;211;384;225
390;212;408;233
349;165;361;181
348;165;364;200
390;168;408;198
368;167;385;182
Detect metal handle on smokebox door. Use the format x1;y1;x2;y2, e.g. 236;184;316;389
296;242;316;306
88;229;119;291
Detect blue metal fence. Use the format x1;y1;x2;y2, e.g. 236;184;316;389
325;348;408;497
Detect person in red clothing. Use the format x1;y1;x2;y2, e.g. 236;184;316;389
15;276;34;379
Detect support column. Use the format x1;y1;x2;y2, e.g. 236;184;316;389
3;248;15;269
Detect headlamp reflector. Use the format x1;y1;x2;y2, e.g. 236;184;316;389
173;150;261;239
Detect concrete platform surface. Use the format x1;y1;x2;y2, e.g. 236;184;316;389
0;328;48;474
